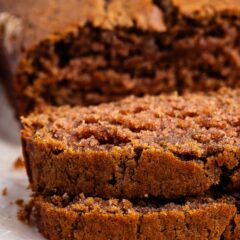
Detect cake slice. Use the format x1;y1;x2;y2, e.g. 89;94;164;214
31;194;236;240
21;88;240;199
1;0;240;116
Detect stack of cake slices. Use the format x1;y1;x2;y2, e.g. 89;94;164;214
1;0;240;239
21;88;240;239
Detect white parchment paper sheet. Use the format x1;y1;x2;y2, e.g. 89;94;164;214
0;86;44;239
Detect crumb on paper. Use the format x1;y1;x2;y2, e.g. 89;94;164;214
13;156;25;170
15;198;24;207
2;187;8;196
17;200;33;225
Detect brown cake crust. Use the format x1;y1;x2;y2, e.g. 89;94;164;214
32;194;237;240
21;88;240;199
0;0;166;49
1;0;240;116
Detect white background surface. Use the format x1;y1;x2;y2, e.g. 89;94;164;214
0;86;43;239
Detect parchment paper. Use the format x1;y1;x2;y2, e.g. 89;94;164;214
0;86;44;239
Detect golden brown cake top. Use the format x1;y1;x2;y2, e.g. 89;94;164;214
0;0;166;49
1;0;240;50
173;0;240;15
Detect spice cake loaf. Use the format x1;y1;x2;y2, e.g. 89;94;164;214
31;193;237;240
21;88;240;199
1;0;240;116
